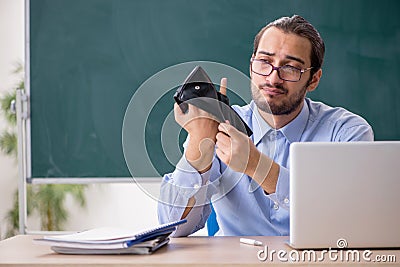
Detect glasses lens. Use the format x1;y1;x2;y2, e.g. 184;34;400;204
279;66;301;81
252;60;272;75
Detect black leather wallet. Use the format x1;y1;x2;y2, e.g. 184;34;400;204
174;66;252;136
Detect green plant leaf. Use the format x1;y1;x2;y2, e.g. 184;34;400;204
0;91;17;126
0;131;17;157
32;184;87;231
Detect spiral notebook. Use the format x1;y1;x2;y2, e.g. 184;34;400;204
50;235;171;255
34;219;187;254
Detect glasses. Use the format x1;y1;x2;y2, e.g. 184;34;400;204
250;58;313;82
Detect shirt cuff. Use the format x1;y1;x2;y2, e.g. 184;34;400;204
266;165;290;210
161;154;221;207
169;155;203;199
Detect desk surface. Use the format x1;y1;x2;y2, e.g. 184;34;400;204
0;235;399;266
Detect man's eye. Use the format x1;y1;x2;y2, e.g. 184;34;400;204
259;59;272;65
256;58;270;63
283;65;301;71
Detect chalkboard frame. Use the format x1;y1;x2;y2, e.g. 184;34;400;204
26;0;400;183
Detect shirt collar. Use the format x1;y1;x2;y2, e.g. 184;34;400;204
280;99;309;143
251;99;309;145
251;101;275;146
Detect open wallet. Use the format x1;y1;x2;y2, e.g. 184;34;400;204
174;66;252;136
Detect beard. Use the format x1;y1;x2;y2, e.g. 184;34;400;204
251;81;308;115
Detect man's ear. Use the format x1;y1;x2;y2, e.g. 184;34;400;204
249;54;256;78
306;69;322;92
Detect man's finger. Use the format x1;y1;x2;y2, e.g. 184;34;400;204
220;77;227;96
216;132;231;149
174;103;184;116
216;148;229;165
218;122;239;137
218;122;230;136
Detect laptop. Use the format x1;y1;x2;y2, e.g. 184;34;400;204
289;141;400;249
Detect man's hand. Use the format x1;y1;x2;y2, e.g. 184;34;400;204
174;78;228;173
174;103;219;142
174;78;227;140
216;121;257;174
216;121;279;194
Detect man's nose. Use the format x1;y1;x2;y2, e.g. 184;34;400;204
266;69;284;85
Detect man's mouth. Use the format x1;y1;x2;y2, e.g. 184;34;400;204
260;86;286;96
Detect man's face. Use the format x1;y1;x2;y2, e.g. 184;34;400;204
251;27;313;115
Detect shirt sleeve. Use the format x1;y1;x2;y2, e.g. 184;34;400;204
157;155;219;236
337;122;374;141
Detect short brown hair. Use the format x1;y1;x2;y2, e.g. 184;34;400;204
253;15;325;76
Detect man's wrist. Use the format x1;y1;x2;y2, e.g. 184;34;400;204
185;135;216;173
189;129;218;143
246;151;278;194
244;149;258;178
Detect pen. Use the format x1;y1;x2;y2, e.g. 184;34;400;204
239;238;263;246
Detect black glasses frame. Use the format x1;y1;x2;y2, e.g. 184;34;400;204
250;58;313;82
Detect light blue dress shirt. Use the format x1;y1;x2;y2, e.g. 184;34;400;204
158;98;374;236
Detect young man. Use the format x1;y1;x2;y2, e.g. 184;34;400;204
158;15;373;236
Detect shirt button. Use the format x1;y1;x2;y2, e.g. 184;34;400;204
193;184;200;189
284;198;290;204
273;203;279;210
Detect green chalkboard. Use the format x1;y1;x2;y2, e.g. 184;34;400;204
29;0;400;179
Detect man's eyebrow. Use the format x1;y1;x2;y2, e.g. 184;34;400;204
257;50;306;65
257;51;274;56
285;55;305;65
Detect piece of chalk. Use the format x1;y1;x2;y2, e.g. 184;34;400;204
239;238;263;246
